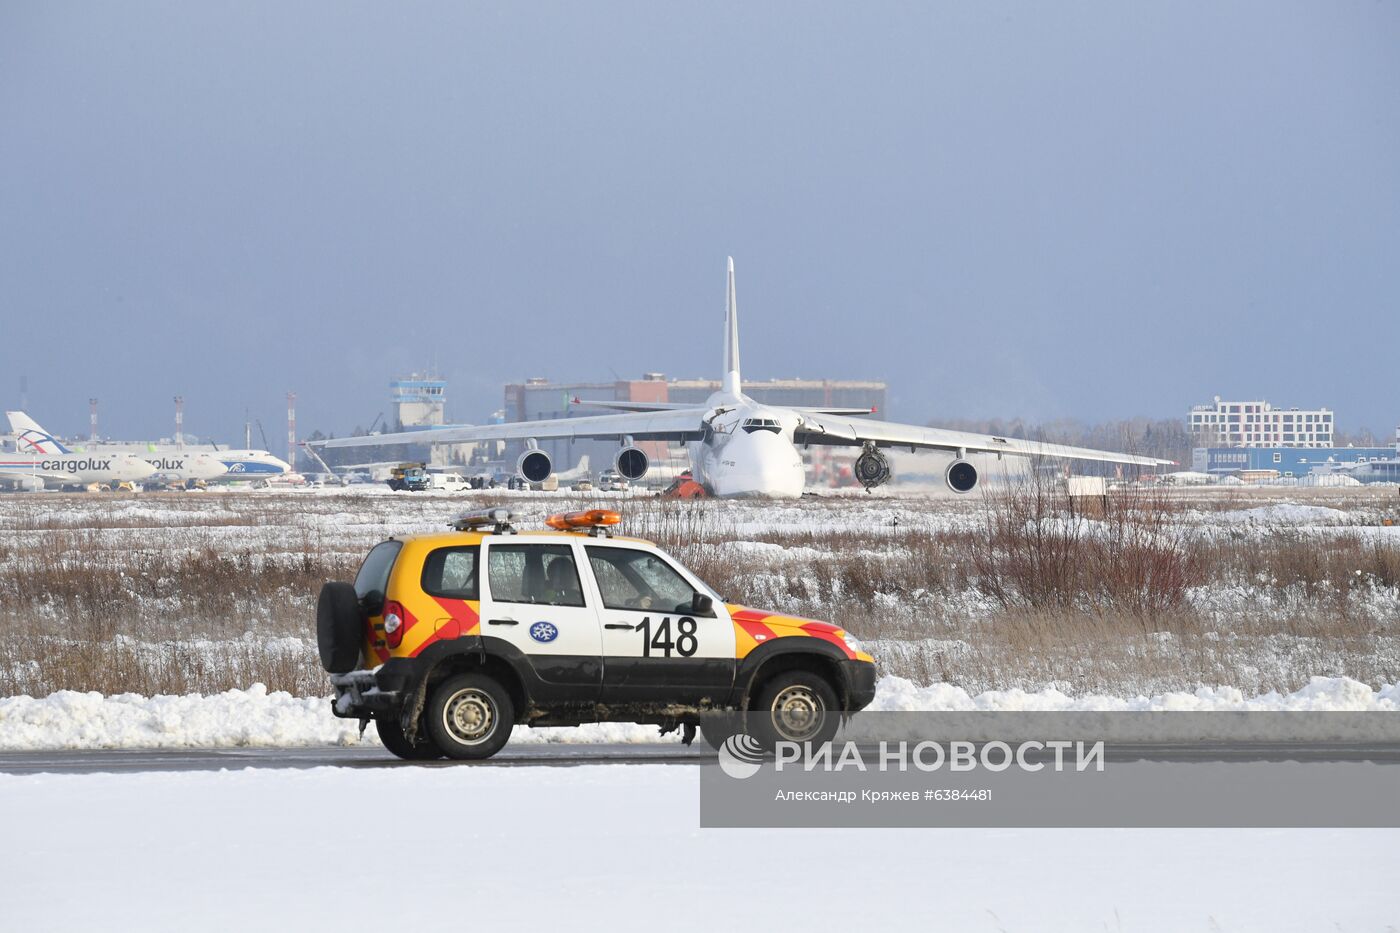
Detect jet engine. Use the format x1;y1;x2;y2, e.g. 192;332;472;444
945;459;978;494
854;446;891;491
516;449;553;484
614;446;649;481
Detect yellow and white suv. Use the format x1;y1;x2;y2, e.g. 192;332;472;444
317;508;877;760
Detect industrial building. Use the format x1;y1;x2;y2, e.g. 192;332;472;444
1185;395;1400;482
1191;445;1396;478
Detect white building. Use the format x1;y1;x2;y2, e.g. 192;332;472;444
1188;396;1333;448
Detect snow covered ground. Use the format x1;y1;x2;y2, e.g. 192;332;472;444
0;763;1394;932
3;675;1397;751
3;489;1398;931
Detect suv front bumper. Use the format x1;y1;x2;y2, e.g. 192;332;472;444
841;658;878;711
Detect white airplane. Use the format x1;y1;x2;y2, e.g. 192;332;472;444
210;449;293;481
6;412;291;486
312;259;1171;498
1;413;156;490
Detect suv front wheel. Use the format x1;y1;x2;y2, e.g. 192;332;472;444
426;673;515;760
751;670;841;749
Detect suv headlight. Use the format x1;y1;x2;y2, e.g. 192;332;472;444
840;629;864;653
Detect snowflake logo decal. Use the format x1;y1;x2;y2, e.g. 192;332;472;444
529;621;559;643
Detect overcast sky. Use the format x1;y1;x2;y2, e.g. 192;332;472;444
2;2;1397;443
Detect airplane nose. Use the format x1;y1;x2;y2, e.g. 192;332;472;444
130;458;158;479
714;430;805;498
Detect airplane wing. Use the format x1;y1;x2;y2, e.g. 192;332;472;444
569;399;691;413
310;407;709;450
793;412;1173;467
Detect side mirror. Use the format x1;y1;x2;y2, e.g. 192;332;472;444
359;589;385;616
690;593;714;617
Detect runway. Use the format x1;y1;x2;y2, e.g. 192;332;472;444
3;741;1400;775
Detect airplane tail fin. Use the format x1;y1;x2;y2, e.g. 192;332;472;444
722;257;742;398
5;411;69;455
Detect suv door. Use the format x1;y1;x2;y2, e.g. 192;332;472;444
582;543;736;704
479;540;603;704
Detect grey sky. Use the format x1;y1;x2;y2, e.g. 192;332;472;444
3;2;1397;444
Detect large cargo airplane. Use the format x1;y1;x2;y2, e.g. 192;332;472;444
312;259;1171;498
0;414;157;490
5;412;291;486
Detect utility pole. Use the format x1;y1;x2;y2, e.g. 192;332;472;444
89;398;98;442
287;392;297;471
174;396;184;448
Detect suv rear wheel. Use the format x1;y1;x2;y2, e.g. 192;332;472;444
751;670;841;748
377;716;443;761
426;673;515;760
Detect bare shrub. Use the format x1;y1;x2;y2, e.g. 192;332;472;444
968;474;1201;619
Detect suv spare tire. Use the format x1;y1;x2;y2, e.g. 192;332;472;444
317;581;363;673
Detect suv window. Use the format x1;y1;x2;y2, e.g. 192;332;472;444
421;545;480;600
586;546;706;614
354;540;402;600
487;544;585;608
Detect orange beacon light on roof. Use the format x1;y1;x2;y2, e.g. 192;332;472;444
544;509;622;531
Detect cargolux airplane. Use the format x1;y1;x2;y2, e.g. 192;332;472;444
5;412;290;485
1;413;156;490
312;259;1171;498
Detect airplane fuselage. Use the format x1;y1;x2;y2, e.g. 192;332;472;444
0;452;158;489
687;398;806;499
216;450;292;477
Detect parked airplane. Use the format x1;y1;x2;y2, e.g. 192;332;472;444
312;259;1171;498
6;412;290;486
1;413;156;490
212;449;293;480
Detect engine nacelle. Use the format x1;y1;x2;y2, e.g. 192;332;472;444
854;446;892;490
945;459;978;494
614;446;649;481
516;449;553;484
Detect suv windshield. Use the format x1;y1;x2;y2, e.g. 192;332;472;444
354;540;403;600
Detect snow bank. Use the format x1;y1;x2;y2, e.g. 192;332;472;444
870;674;1400;712
0;685;365;750
2;676;1396;751
1214;503;1353;525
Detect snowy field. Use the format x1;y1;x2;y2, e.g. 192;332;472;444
1;764;1395;933
2;487;1398;932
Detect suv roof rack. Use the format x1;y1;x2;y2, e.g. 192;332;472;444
451;508;515;534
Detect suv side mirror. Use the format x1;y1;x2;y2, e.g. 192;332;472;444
359;589;385;616
690;592;714;617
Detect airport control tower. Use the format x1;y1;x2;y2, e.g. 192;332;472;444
391;374;447;428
